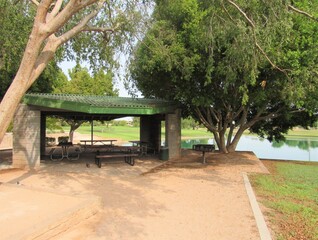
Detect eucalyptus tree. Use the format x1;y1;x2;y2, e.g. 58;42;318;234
0;0;62;98
129;0;318;153
0;1;32;98
0;0;151;143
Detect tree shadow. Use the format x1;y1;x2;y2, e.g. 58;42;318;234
1;155;172;239
0;149;265;239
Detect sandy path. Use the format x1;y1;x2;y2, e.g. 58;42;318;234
89;172;259;240
0;151;268;240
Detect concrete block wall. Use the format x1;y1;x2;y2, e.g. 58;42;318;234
140;115;162;153
13;104;41;169
165;109;181;159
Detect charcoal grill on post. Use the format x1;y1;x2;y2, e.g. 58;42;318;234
192;144;215;164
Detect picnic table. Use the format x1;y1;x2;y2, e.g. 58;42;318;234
129;140;142;146
95;147;139;167
192;144;215;164
80;140;117;152
80;139;117;146
50;142;80;161
102;145;141;153
129;141;148;155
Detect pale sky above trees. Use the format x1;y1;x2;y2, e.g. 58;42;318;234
59;59;132;97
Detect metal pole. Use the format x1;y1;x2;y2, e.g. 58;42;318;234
91;120;94;145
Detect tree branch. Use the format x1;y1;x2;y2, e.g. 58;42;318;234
246;106;285;129
223;109;232;131
27;35;59;88
46;0;102;35
288;5;318;22
56;3;103;46
209;106;220;123
227;0;255;28
29;0;106;87
36;0;55;24
82;22;121;33
194;107;217;132
233;106;244;120
227;0;290;76
237;108;247;127
221;3;236;24
254;38;287;73
50;0;64;19
207;107;219;130
30;0;39;6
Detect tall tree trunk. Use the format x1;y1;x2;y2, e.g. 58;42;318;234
69;124;79;143
212;131;221;151
0;14;47;143
227;123;235;147
227;127;246;153
69;128;75;143
214;130;229;153
68;120;85;143
219;134;228;153
0;77;28;143
212;126;247;153
0;41;52;143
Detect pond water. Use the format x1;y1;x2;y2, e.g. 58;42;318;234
181;135;318;162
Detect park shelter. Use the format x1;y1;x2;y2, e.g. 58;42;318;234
12;93;181;169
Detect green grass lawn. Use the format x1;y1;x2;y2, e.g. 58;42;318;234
69;125;318;141
71;125;141;141
181;128;212;138
285;128;318;138
250;161;318;240
64;125;213;141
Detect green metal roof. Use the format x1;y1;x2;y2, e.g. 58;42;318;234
23;93;178;115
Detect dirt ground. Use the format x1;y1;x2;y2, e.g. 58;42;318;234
0;145;269;240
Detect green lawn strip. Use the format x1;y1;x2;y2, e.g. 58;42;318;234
73;126;140;141
65;126;213;141
181;128;212;138
286;129;318;138
250;162;318;240
62;125;318;140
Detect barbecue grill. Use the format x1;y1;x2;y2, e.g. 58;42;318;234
192;144;215;164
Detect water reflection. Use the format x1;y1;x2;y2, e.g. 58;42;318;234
274;139;318;150
182;138;214;149
181;135;318;162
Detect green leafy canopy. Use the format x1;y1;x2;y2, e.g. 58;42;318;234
129;0;318;152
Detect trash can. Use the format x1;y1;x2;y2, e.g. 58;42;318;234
159;147;169;160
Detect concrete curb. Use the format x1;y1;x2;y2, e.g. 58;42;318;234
242;172;272;240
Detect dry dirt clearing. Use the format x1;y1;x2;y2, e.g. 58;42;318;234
0;150;269;240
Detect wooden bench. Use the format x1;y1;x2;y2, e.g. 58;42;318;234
95;153;138;167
